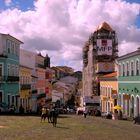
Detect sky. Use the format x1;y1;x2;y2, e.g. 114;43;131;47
0;0;140;71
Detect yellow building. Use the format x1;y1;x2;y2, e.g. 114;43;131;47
19;65;32;113
100;72;118;113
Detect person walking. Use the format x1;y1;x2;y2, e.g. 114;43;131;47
83;110;88;118
52;108;58;127
41;107;47;122
46;108;51;123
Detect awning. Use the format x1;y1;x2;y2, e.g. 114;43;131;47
113;105;122;110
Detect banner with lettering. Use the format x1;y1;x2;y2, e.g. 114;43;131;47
96;39;112;55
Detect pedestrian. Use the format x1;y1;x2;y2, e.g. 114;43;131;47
52;108;58;127
46;108;51;123
41;107;47;122
83;110;88;118
19;104;24;115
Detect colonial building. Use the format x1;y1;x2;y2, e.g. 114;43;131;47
20;49;38;112
118;48;140;118
19;65;32;112
100;72;118;113
82;22;118;108
0;33;23;110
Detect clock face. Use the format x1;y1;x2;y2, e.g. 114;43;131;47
103;63;109;71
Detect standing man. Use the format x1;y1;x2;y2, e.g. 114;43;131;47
52;108;58;127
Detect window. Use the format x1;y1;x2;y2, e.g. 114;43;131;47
119;64;121;76
131;61;134;76
11;65;15;76
126;62;129;76
15;44;19;56
7;94;11;107
0;91;2;103
0;64;3;77
7;39;11;53
123;63;125;76
11;42;14;54
12;96;15;105
136;60;139;76
15;95;18;107
7;64;10;76
15;66;19;76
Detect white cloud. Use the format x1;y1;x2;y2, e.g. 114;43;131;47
4;0;12;6
0;0;140;71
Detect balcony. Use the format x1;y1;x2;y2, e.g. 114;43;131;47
20;84;31;90
0;76;6;82
37;64;45;69
6;76;19;82
0;52;8;58
37;93;46;99
32;89;37;94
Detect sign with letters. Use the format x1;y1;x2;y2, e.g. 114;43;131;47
96;39;112;55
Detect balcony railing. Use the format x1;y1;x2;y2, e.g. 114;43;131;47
6;76;19;82
32;89;37;94
0;53;8;58
20;84;31;90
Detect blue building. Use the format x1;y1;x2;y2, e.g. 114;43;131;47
0;33;23;111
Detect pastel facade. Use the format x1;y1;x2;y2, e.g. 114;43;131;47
118;48;140;117
35;54;46;107
20;49;38;112
100;72;118;113
0;34;23;110
19;65;32;112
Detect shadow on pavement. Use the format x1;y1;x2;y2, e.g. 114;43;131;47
56;126;70;129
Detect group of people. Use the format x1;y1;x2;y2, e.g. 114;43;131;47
41;106;58;127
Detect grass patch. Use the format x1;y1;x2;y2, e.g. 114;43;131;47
0;115;140;140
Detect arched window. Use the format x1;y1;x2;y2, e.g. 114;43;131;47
136;60;139;75
123;63;125;76
126;62;129;76
131;61;134;76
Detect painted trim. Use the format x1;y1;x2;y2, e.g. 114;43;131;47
119;81;140;83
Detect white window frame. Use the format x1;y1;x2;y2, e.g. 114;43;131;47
130;60;134;76
7;64;11;76
126;61;129;76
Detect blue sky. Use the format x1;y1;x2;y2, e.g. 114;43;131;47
0;0;140;10
0;0;34;11
0;0;140;70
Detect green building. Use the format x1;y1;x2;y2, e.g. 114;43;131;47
118;48;140;118
0;33;23;111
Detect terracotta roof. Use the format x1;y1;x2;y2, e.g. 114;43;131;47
96;21;113;32
102;71;117;78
